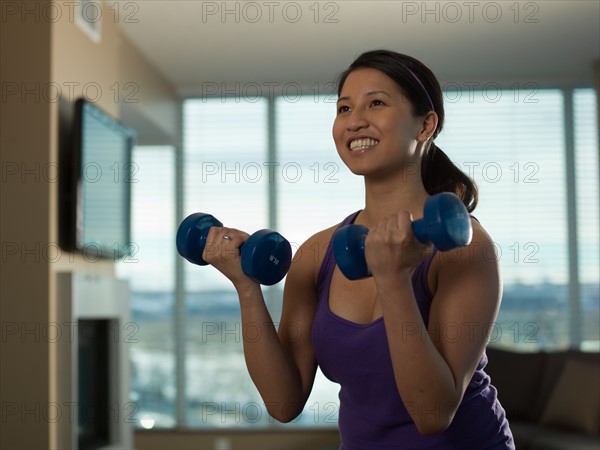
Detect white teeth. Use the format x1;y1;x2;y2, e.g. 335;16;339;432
350;138;379;151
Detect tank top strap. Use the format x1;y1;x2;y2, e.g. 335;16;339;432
316;211;361;299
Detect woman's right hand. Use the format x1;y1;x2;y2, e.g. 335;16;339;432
365;211;430;283
201;226;259;292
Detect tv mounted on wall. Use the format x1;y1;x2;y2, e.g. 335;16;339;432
59;97;136;260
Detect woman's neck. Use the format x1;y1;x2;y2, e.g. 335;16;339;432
358;174;429;228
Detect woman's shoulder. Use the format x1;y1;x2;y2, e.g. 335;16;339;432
299;210;360;252
295;223;337;270
467;217;497;260
306;223;337;246
437;217;496;264
293;213;358;282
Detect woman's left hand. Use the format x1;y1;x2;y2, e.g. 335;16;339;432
364;212;431;281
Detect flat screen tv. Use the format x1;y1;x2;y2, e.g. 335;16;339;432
59;97;136;260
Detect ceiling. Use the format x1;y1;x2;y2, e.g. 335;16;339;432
118;1;600;97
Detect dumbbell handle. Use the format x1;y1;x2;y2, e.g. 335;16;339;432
337;220;430;278
350;218;437;249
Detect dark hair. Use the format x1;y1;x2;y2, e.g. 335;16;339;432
337;50;478;212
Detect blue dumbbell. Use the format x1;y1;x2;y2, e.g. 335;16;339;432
176;213;292;286
332;192;473;280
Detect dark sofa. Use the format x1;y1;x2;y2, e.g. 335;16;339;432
485;347;600;450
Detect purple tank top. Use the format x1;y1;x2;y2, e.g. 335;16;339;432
311;211;514;449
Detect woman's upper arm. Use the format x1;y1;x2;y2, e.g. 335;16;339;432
277;234;325;404
428;219;502;398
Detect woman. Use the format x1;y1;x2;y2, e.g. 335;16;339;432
203;50;515;449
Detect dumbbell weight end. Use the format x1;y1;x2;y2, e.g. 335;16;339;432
411;192;472;252
332;224;370;281
242;229;292;286
176;213;223;266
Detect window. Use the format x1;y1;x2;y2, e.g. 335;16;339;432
437;89;569;349
116;145;176;428
121;87;598;429
574;89;600;350
183;100;271;427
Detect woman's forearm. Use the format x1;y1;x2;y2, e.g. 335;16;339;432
376;274;459;434
236;284;306;422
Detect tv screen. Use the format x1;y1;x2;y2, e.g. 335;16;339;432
60;98;136;260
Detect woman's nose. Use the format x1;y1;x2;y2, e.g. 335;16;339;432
346;109;368;131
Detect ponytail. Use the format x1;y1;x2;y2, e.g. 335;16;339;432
421;143;478;213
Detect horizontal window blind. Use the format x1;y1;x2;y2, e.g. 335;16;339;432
574;89;599;283
116;145;176;428
183;99;269;292
436;90;569;349
182;99;271;428
574;88;600;350
437;90;567;285
117;146;176;291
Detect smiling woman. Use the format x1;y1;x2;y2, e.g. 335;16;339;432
306;50;515;449
190;49;514;449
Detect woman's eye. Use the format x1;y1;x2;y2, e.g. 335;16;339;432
370;99;384;107
337;105;350;114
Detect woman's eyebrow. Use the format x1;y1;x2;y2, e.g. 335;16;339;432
365;90;392;98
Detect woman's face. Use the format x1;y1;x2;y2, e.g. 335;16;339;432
333;68;426;179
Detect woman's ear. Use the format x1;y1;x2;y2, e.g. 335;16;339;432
418;111;438;142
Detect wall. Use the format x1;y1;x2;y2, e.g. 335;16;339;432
1;3;53;448
0;1;179;448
